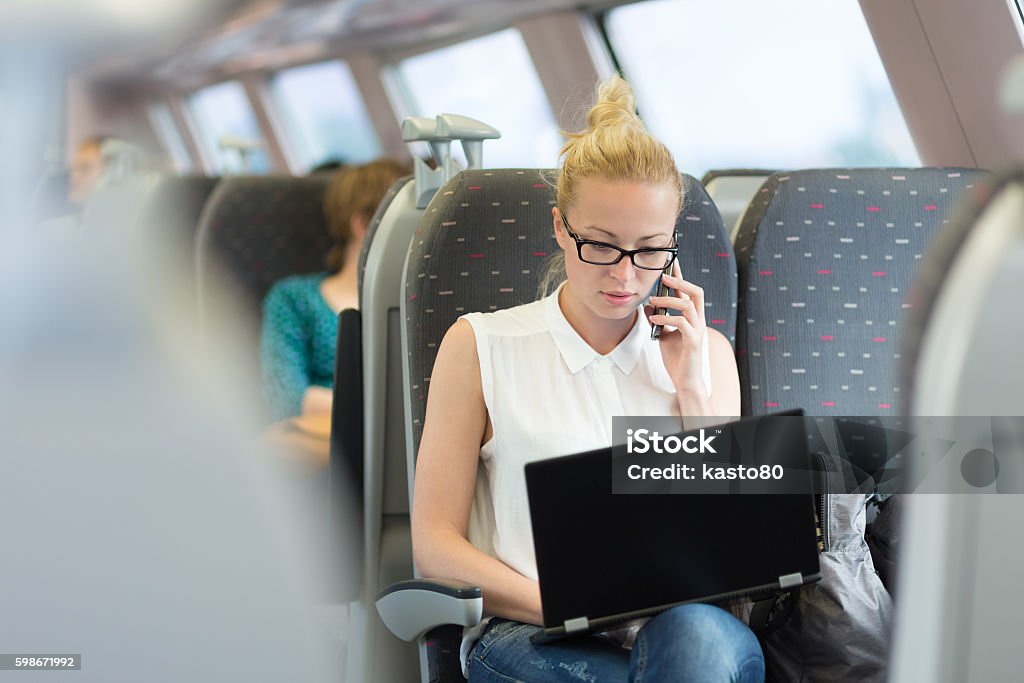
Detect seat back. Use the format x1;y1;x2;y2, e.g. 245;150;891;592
702;169;775;243
326;176;414;610
679;175;739;347
901;169;1021;417
346;175;423;683
401;169;559;458
195;175;331;326
140;175;220;279
358;176;414;298
733;167;985;681
355;175;416;549
194;176;331;400
734;168;986;420
350;117;507;682
398;169;735;681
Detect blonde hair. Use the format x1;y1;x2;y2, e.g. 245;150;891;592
557;74;683;215
324;158;410;271
539;75;683;297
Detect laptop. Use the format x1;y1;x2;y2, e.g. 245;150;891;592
524;410;820;643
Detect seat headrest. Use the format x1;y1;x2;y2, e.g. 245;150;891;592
195;175;331;318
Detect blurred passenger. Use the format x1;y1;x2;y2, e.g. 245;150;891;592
68;135;109;206
260;159;409;421
413;75;760;681
38;135;110;235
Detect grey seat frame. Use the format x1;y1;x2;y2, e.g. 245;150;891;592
346;178;424;683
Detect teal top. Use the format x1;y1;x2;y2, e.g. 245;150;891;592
260;272;339;421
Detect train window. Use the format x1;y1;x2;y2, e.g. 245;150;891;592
603;0;920;176
147;102;193;173
396;28;562;167
188;81;272;174
269;61;381;172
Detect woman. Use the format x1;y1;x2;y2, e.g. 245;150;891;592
260;158;408;421
412;76;762;681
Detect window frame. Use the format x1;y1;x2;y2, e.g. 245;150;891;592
185;79;275;175
267;58;385;172
384;26;564;169
595;0;922;175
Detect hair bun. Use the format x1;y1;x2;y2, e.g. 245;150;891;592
585;74;641;132
555;74;682;220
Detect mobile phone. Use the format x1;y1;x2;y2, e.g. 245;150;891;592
650;264;673;340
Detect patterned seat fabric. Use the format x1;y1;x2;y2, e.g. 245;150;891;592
899;170;999;413
735;169;987;681
403;168;736;452
734;168;987;418
195;175;331;325
194;176;332;421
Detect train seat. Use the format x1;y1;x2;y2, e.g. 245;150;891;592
323;175;415;613
342;115;508;682
732;166;986;680
375;169;735;681
140;174;220;280
734;167;985;418
338;174;422;682
195;175;331;327
193;175;331;412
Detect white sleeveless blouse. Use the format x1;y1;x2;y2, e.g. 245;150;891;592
456;283;712;673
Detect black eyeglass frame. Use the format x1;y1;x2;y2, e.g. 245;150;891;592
559;210;678;270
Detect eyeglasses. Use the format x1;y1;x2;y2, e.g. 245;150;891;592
560;211;677;270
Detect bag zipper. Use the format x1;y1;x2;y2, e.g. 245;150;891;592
811;451;830;552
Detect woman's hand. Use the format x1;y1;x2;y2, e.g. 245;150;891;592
644;259;707;400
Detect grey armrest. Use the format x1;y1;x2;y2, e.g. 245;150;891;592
437;114;500;170
402;115;461;207
401;117;450;143
436;114;500;141
375;579;483;642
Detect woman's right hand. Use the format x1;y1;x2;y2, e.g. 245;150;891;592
645;259;707;400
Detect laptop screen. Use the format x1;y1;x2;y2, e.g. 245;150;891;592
525;414;820;629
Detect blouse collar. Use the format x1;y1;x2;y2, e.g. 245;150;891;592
543;282;649;376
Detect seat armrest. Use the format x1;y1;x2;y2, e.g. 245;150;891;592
375;579;483;642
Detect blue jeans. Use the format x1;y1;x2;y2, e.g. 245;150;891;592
467;603;765;682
